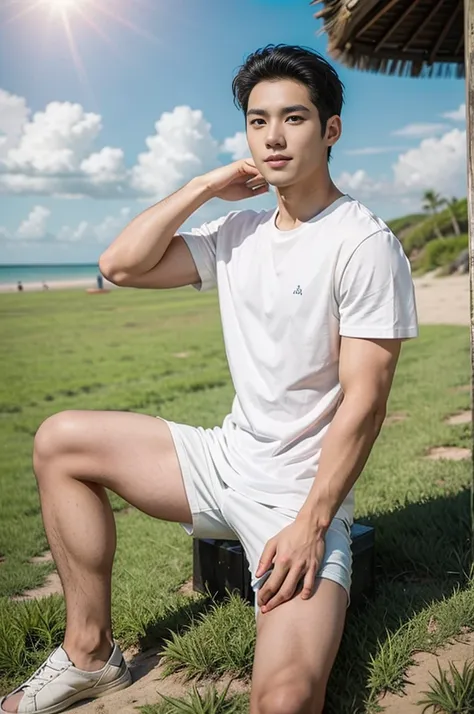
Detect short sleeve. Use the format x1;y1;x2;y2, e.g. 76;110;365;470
179;214;228;292
337;230;418;339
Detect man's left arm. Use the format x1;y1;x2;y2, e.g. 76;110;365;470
296;335;401;532
256;337;401;613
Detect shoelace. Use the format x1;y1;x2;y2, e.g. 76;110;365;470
22;658;70;698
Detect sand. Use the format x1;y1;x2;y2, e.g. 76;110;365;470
413;272;469;326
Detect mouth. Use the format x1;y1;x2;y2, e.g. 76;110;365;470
264;155;292;169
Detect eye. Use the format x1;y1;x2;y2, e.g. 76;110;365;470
287;115;304;123
249;118;265;126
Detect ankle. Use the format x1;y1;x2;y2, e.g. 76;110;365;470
63;630;114;671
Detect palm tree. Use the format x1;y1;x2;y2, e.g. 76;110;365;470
422;190;444;239
443;196;461;236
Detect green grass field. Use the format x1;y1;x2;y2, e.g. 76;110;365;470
0;286;473;714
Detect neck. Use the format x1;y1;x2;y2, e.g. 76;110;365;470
274;166;344;231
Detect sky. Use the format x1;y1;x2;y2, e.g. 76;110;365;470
0;0;467;265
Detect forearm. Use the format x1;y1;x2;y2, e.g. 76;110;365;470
100;176;213;277
297;397;385;533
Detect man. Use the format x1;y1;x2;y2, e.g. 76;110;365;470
2;44;418;714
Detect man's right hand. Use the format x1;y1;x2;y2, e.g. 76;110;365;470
202;159;269;201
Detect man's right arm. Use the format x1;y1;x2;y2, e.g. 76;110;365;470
99;159;268;290
99;177;213;289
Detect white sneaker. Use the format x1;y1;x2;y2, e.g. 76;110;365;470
0;642;132;714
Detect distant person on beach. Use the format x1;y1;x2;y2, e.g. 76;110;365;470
17;281;23;292
97;274;104;290
42;282;49;291
1;45;418;714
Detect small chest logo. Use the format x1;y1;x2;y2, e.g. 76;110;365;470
293;285;303;296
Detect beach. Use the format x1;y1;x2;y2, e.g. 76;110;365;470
0;277;116;293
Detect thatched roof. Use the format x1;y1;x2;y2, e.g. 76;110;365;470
312;0;465;78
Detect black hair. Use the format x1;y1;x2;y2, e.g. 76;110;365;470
232;44;344;160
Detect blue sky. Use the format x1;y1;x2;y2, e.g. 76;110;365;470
0;0;466;264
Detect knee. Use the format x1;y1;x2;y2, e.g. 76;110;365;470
34;411;84;475
254;683;321;714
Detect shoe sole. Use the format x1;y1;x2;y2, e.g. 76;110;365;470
0;666;132;714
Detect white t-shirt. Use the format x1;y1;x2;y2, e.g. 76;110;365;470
179;195;418;524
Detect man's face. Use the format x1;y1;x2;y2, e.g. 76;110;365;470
245;79;340;188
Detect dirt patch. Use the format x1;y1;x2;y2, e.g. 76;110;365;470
173;352;190;359
377;631;474;713
115;506;134;517
9;551;62;601
384;413;408;426
445;411;472;425
450;384;471;394
425;446;471;461
74;651;249;714
11;572;63;602
178;578;196;597
30;552;54;564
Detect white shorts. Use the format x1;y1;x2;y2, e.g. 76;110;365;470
163;419;353;611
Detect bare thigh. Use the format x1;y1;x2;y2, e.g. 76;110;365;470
35;410;192;523
250;578;348;714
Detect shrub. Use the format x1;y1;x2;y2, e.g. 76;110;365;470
417;234;468;273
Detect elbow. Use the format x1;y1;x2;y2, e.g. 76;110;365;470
98;252;129;286
341;393;387;435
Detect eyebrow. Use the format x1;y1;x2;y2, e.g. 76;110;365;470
246;104;311;117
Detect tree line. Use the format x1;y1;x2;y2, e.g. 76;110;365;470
422;190;461;238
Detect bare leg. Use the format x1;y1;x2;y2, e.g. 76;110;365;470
3;410;190;713
250;578;348;714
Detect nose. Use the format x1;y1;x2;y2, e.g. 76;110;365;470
265;121;286;150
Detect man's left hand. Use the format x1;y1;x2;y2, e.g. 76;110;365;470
256;519;326;613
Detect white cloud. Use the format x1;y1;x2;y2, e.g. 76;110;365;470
220;131;249;160
442;104;466;121
0;205;52;241
131;106;219;197
0;91;231;200
392;122;449;138
4;101;102;174
17;205;51;240
57;207;131;243
80;147;127;185
0;89;30;159
0;94;127;198
393;128;466;194
336;127;467;201
337;169;386;198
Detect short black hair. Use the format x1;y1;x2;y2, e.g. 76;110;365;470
232;44;344;160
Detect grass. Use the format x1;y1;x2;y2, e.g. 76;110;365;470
141;681;248;714
418;659;474;714
161;593;256;681
0;286;472;713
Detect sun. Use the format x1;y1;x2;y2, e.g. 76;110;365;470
42;0;84;15
5;0;158;87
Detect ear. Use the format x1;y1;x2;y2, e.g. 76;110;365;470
326;115;342;147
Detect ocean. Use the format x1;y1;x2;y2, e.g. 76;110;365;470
0;264;101;288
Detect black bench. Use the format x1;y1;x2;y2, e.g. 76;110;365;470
193;523;375;608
